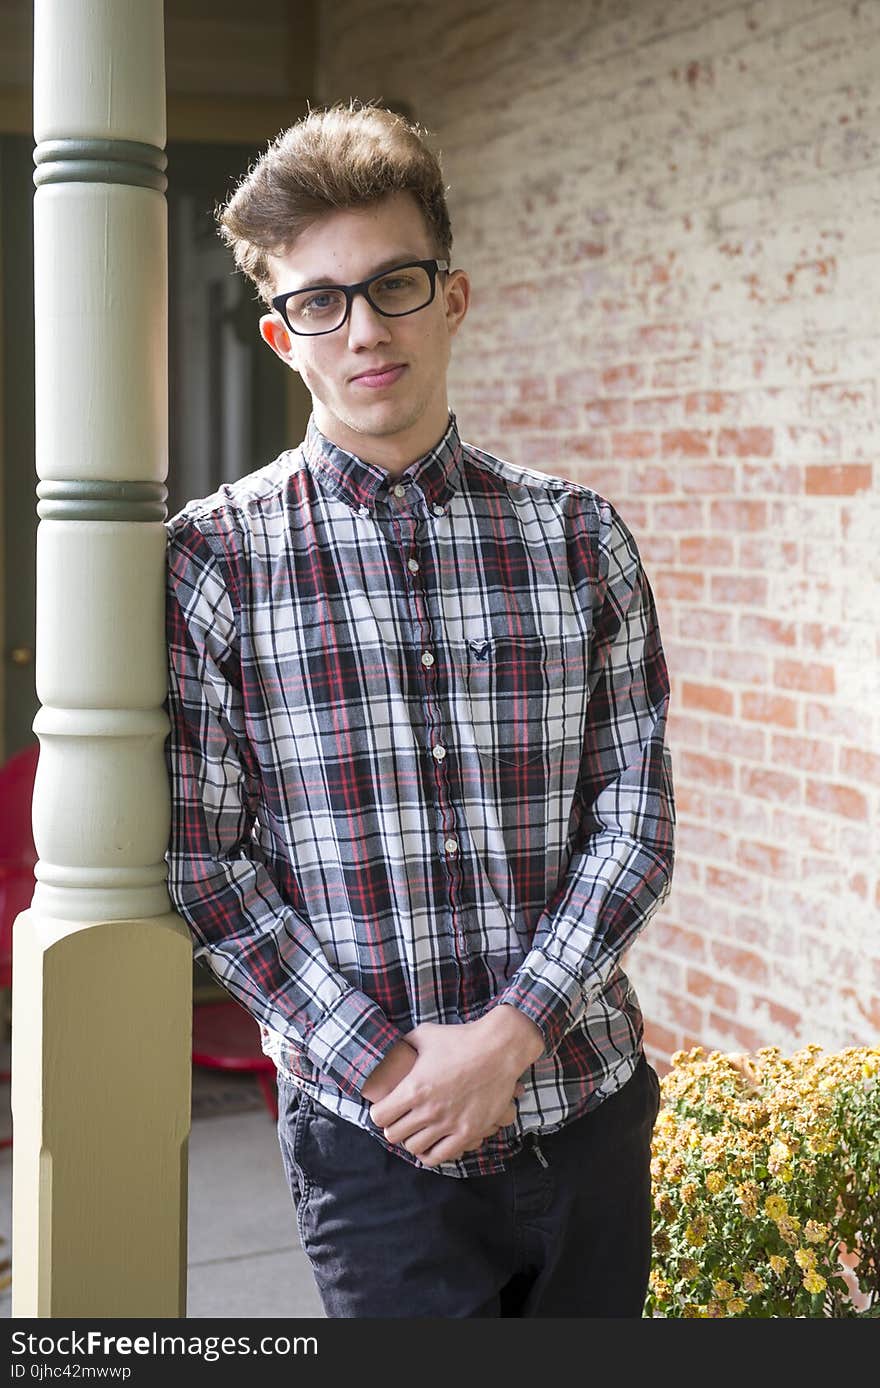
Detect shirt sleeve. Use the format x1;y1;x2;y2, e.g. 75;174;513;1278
497;496;675;1055
165;515;405;1096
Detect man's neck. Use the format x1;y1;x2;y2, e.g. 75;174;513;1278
312;409;452;480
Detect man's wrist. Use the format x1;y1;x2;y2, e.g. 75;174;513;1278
361;1038;417;1103
477;1003;545;1071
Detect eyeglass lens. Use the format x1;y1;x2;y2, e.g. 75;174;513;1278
286;265;435;333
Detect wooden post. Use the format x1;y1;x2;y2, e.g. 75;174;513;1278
12;0;192;1316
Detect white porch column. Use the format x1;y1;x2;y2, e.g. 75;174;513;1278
11;0;192;1316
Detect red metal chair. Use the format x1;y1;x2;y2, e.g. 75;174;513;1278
0;738;277;1126
191;996;279;1120
0;740;40;1151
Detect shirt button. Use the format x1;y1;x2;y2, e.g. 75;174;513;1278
432;504;444;517
407;558;420;573
393;484;406;498
444;837;459;855
432;744;447;761
358;505;370;518
421;651;435;668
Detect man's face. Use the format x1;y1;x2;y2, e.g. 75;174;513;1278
260;191;469;472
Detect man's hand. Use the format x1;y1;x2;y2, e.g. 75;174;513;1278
367;1005;545;1168
361;1039;419;1104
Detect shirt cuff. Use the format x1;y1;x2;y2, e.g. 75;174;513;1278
497;947;589;1057
304;987;407;1097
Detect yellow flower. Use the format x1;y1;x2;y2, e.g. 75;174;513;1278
742;1271;764;1294
802;1271;827;1295
727;1297;748;1315
713;1280;735;1301
705;1171;725;1194
684;1218;709;1247
680;1258;699;1279
681;1181;698;1206
737;1183;759;1218
804;1220;829;1244
794;1248;817;1271
682;1303;707;1318
769;1255;788;1275
764;1194;788;1220
777;1215;801;1247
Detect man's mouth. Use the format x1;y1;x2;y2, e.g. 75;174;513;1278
350;364;406;389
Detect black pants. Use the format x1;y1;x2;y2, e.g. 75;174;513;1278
277;1054;661;1318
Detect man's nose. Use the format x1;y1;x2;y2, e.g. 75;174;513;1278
346;291;392;349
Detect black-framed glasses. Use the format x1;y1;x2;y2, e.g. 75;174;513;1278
271;258;450;336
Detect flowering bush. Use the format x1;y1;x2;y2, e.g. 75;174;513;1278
646;1044;880;1317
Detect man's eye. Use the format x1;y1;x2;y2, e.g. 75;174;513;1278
376;276;413;293
301;291;341;314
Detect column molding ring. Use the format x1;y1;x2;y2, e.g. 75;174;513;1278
33;138;168;192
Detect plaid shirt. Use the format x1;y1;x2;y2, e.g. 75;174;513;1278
165;413;675;1177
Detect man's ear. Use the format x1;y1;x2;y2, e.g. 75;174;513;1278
259;313;298;369
444;268;470;339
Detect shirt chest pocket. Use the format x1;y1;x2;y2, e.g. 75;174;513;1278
461;634;589;767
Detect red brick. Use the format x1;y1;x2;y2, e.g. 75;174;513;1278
661;428;713;457
680;464;736;493
707;722;766;761
639;534;676;566
633;465;677;493
718;427;774;457
676;785;707;817
742;463;802;494
677;821;732;860
679;750;735;789
659;991;704;1034
686;968;738;1012
774;658;836;695
610;430;658;459
840;746;880;786
601;363;645;393
555;368;601;400
741;691;799;729
739;537;799;570
655;569;706;602
805;463;872;495
652;918;706;962
805;779;868;821
684;391;742;418
680;536;734;567
710;938;768;982
515;376;550;403
708;1013;764;1053
706;867;764;911
741;766;802;805
736;839;797;878
583;398;630;426
770;733;834;774
751;995;803;1033
711;574;768;605
710;499;768;531
682;681;734;716
642;1020;678;1066
687;608;734;642
632;395;683;426
652;356;701;390
711;650;768;685
805;701;865;738
739;614;797;648
653;500;704;530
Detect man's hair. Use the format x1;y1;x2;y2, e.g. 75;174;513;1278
216;100;453;306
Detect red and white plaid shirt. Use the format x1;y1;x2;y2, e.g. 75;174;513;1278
165;414;675;1177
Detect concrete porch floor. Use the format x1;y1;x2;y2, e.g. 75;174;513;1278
0;1051;326;1320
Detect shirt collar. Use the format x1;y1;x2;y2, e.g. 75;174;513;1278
301;413;463;516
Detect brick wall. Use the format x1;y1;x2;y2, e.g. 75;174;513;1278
319;0;880;1067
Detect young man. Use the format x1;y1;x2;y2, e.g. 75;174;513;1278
165;101;675;1318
